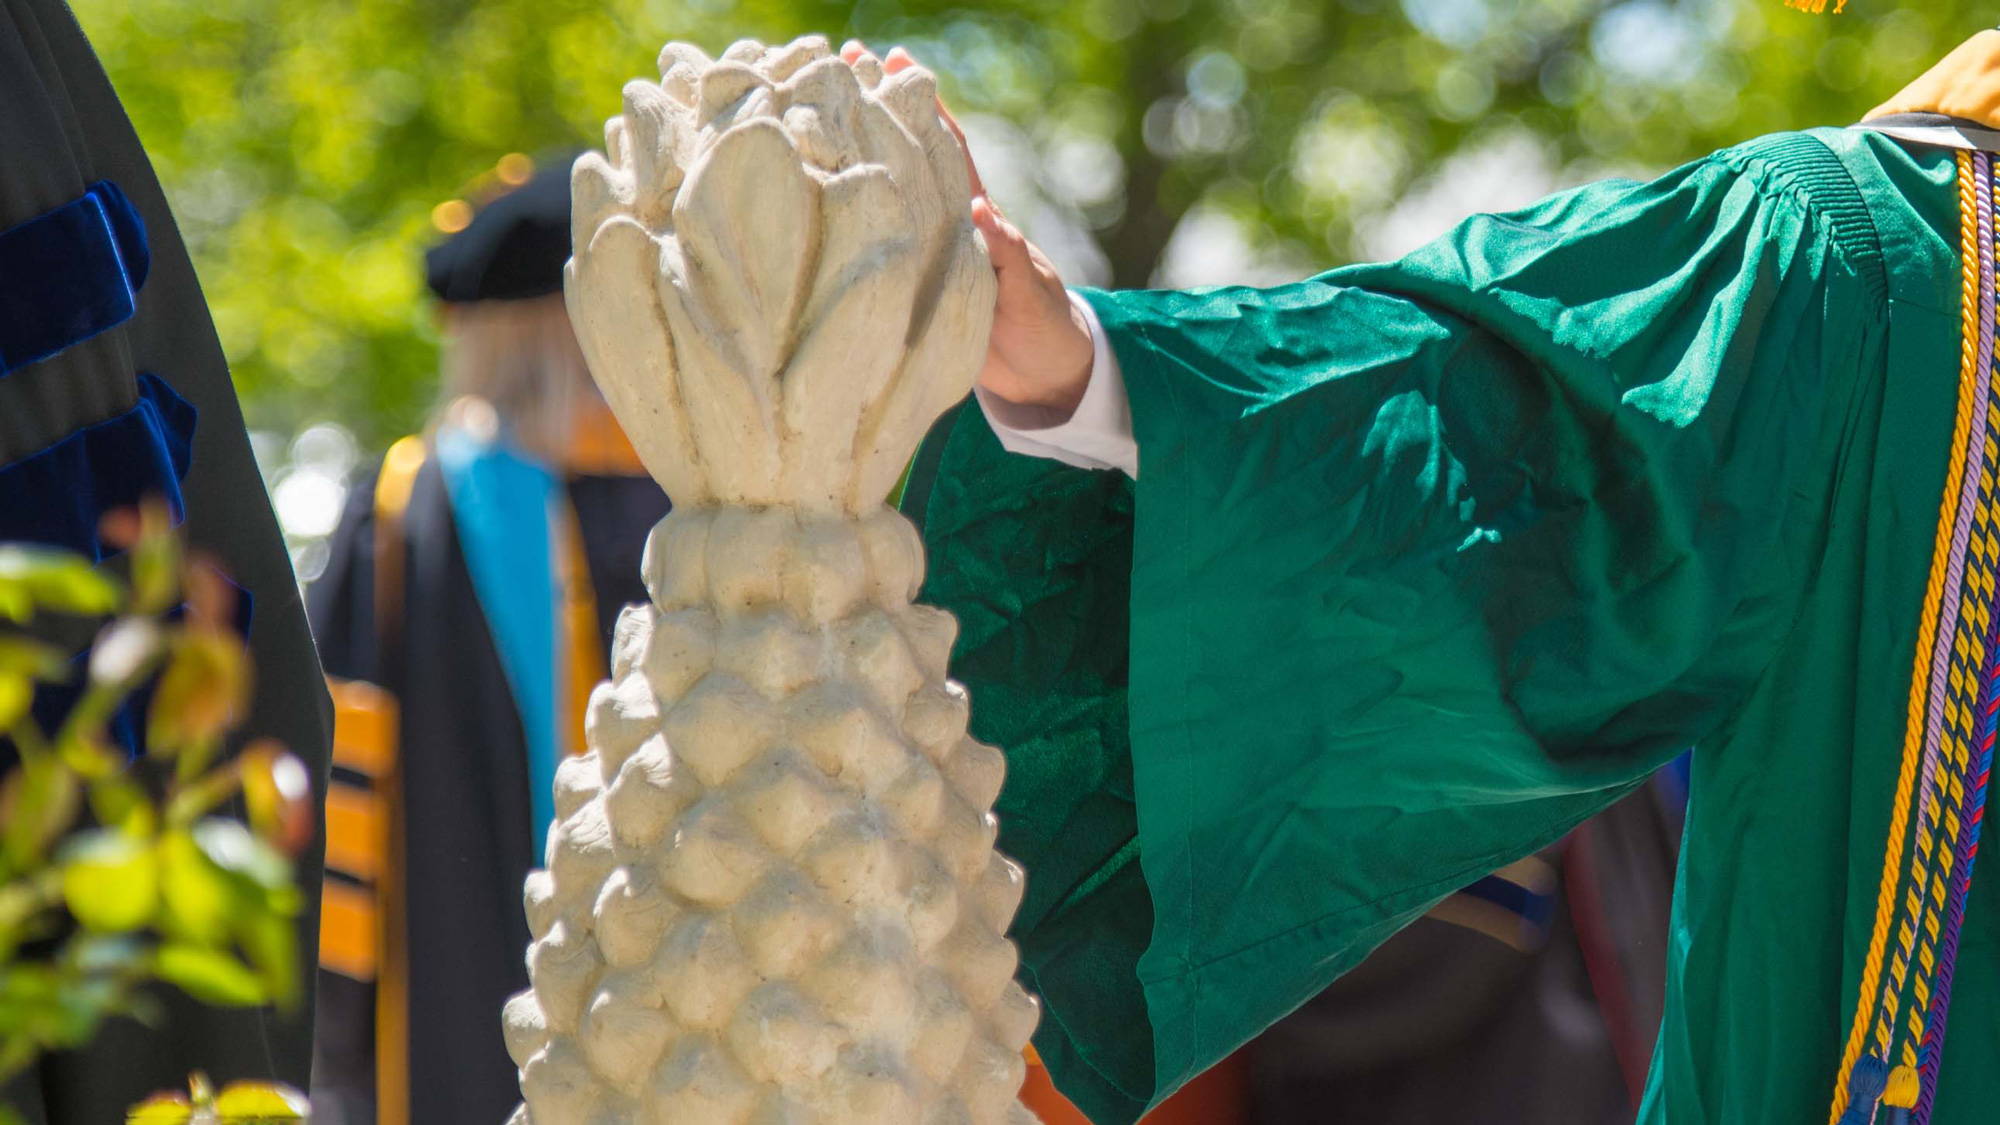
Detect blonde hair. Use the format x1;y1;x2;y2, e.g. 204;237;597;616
434;294;597;462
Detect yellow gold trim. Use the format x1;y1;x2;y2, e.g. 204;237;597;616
323;783;384;883
1426;894;1543;954
564;402;648;477
318;880;378;981
554;499;605;761
371;437;425;1125
328;677;397;779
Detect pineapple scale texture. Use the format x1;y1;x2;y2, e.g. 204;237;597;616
508;32;1039;1125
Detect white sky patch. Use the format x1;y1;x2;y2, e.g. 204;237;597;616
1155;205;1316;289
272;466;348;541
1358;129;1564;262
958;111;1115;287
1292;107;1411;211
1591;0;1702;86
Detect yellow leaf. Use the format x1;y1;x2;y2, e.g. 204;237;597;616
3;758;80;869
214;1081;309;1122
239;742;315;856
148;632;249;755
155;831;235;945
0;546;122;617
0;635;67;680
124;1092;192;1124
0;674;30;731
154;944;267;1007
60;830;161;932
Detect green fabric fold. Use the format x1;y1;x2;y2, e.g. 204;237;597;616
909;129;2000;1124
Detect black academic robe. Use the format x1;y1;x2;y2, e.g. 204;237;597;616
1244;777;1682;1124
0;0;331;1119
306;455;666;1125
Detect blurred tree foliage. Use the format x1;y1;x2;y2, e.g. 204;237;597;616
69;0;1993;450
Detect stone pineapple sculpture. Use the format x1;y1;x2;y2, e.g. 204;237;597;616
501;35;1041;1125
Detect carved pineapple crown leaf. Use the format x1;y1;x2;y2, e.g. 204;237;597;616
566;35;996;514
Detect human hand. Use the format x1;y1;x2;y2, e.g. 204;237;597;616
841;42;1094;416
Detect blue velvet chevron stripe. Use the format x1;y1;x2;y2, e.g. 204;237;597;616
0;181;150;376
0;181;216;771
0;373;195;559
0;178;184;557
2;373;201;766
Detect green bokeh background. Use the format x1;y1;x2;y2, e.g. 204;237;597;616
68;0;1990;452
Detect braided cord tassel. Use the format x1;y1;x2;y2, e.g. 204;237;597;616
1914;618;1999;1120
1909;154;2000;1125
1829;147;1987;1125
1892;152;2000;1070
1891;145;2000;1074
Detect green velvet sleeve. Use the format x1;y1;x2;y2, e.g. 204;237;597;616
908;131;1884;1124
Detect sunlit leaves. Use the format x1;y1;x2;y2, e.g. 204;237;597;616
58;832;160;933
153;945;265;1007
1;760;80;875
0;638;69;683
127;1074;309;1123
148;822;300;1013
187;820;295;904
0;548;121;623
0;522;311;1108
0;679;29;735
212;1083;310;1122
154;830;236;947
123;1092;194;1123
238;743;315;857
0;935;150;1076
86;776;154;838
148;631;250;773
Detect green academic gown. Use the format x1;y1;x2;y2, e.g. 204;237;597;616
904;126;1998;1124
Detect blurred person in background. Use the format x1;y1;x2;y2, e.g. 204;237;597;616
1238;766;1685;1123
1006;766;1684;1125
303;159;669;1125
0;0;331;1119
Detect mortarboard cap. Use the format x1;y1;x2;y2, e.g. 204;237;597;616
424;157;573;303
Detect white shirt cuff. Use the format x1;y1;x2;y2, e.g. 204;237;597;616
973;290;1139;479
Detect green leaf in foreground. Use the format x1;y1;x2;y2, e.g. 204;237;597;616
58;830;160;933
0;547;121;619
0;675;29;733
152;945;266;1007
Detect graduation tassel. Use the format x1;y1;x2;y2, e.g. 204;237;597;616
1836;1056;1890;1125
1879;1063;1920;1125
